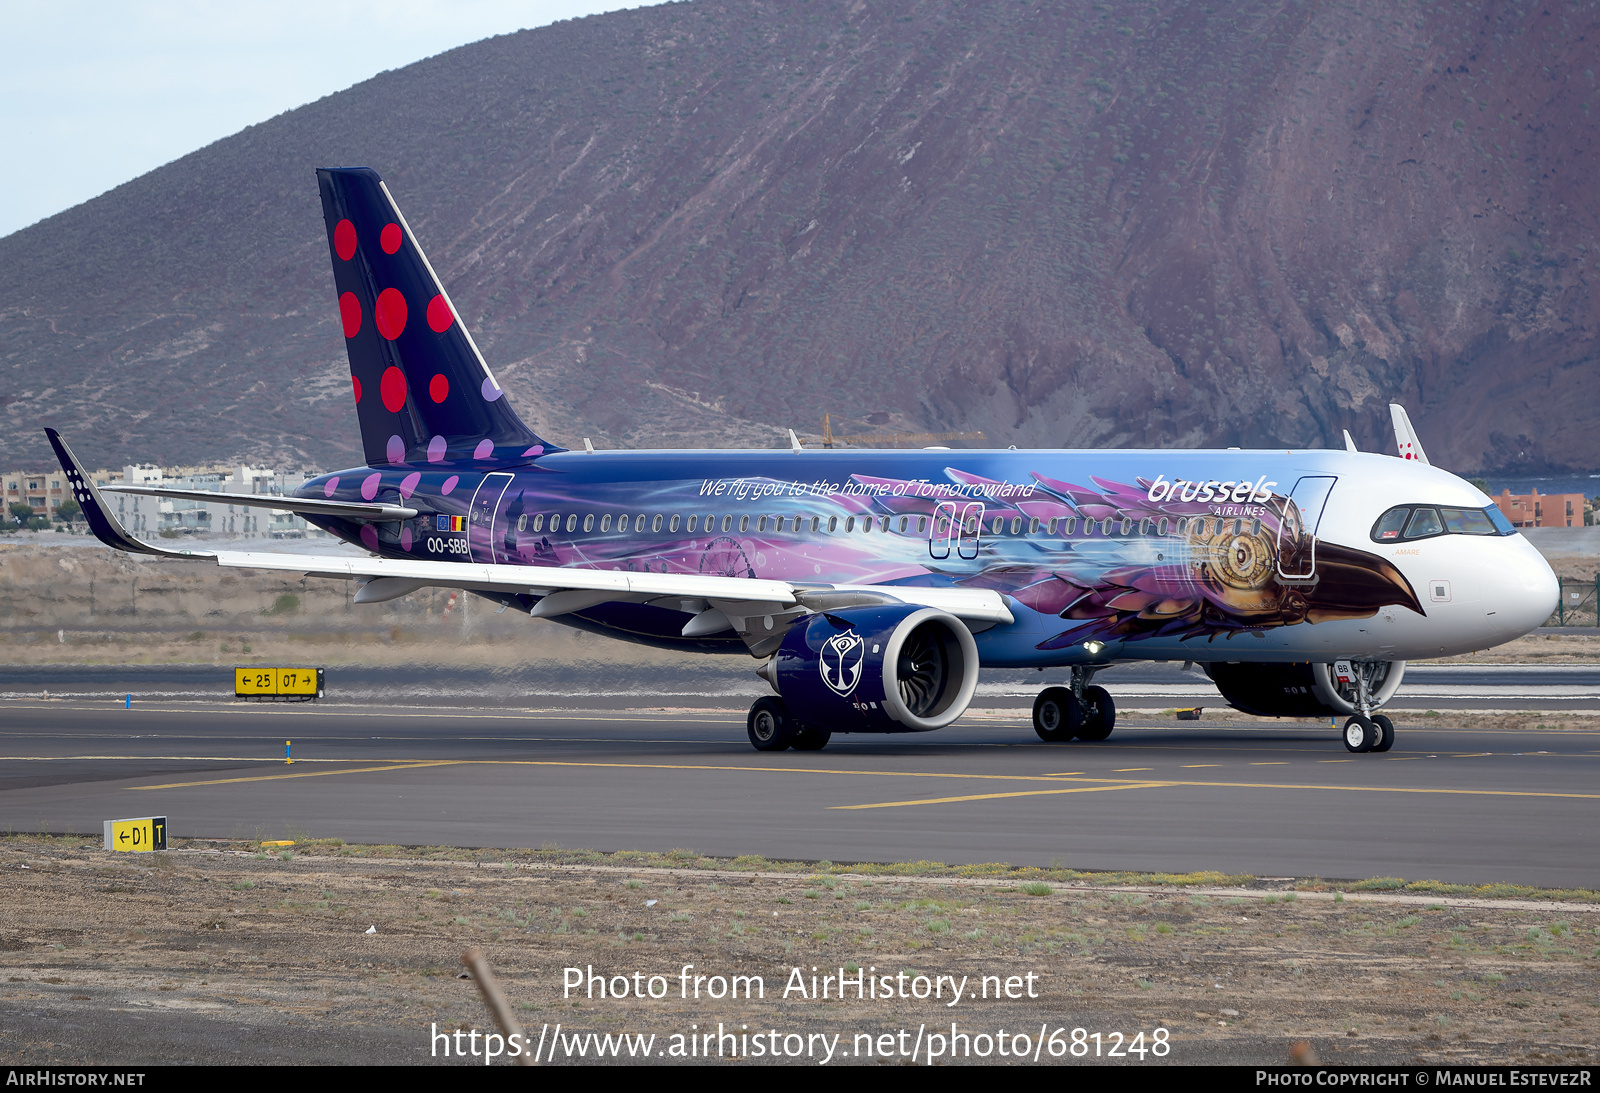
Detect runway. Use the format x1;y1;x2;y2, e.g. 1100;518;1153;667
7;659;1600;709
3;688;1598;890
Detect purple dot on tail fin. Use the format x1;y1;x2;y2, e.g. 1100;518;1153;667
386;435;405;464
441;475;459;496
480;376;503;402
400;526;413;551
399;472;421;499
522;445;545;457
359;524;379;551
427;435;447;463
474;439;494;459
360;473;381;501
323;476;340;498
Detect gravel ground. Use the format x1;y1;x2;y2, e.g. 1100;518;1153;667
2;837;1597;1067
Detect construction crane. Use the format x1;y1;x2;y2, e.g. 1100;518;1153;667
816;414;987;449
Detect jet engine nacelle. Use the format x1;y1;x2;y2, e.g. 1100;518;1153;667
1205;660;1406;717
770;605;979;733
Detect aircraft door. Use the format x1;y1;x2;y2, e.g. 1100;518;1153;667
468;472;514;564
928;501;957;559
958;502;984;560
1276;476;1337;582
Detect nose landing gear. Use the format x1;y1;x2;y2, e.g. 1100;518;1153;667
1328;662;1399;754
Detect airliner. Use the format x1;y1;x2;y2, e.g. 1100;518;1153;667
47;168;1560;754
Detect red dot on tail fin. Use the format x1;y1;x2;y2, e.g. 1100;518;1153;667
334;219;357;260
375;288;407;340
339;292;362;337
380;366;407;413
351;375;362;404
380;223;402;254
429;374;448;403
427;294;454;332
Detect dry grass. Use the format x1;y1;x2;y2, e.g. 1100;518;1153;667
2;836;1598;1065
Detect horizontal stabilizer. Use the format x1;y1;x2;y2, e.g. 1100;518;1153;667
102;485;416;523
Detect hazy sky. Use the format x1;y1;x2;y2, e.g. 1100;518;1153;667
0;0;662;239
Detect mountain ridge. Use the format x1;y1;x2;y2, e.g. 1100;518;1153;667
1;0;1594;473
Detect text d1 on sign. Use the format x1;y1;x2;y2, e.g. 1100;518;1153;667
103;816;168;852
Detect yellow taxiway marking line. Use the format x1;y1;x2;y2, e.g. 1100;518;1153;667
127;758;1600;805
1386;756;1421;761
1043;772;1086;777
1112;767;1153;772
132;761;463;790
1320;759;1355;763
1249;762;1288;766
834;783;1170;810
1181;764;1220;768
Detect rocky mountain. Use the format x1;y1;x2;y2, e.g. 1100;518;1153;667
1;0;1595;473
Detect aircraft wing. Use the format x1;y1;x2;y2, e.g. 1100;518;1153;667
46;428;1012;654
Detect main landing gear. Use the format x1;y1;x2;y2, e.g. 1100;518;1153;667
1033;668;1116;743
746;696;831;752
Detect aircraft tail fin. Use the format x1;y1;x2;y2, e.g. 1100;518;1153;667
1342;429;1359;453
315;168;562;468
1388;403;1430;464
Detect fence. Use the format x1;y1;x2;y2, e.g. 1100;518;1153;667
1549;576;1600;627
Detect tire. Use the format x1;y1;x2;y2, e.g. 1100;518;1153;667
791;724;832;751
1342;716;1376;753
747;696;795;751
1371;714;1395;753
1032;687;1080;742
1076;685;1116;741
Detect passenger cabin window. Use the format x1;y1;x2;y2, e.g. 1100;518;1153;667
1371;505;1515;543
653;514;664;532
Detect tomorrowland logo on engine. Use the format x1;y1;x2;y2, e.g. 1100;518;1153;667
819;630;866;697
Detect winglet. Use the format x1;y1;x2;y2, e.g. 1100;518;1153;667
42;429;211;559
1389;404;1430;464
788;429;804;453
1343;429;1359;453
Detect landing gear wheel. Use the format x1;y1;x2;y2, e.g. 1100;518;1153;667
747;696;795;752
1371;714;1395;753
1342;716;1377;753
791;724;832;751
1033;687;1080;742
1076;685;1117;742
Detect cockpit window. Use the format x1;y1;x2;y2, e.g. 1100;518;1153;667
1373;508;1409;541
1405;507;1444;538
1371;504;1516;543
1485;505;1515;535
1441;507;1497;535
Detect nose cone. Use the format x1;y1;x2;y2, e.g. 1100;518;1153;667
1484;535;1559;643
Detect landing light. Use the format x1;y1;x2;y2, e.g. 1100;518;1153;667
1082;640;1106;657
